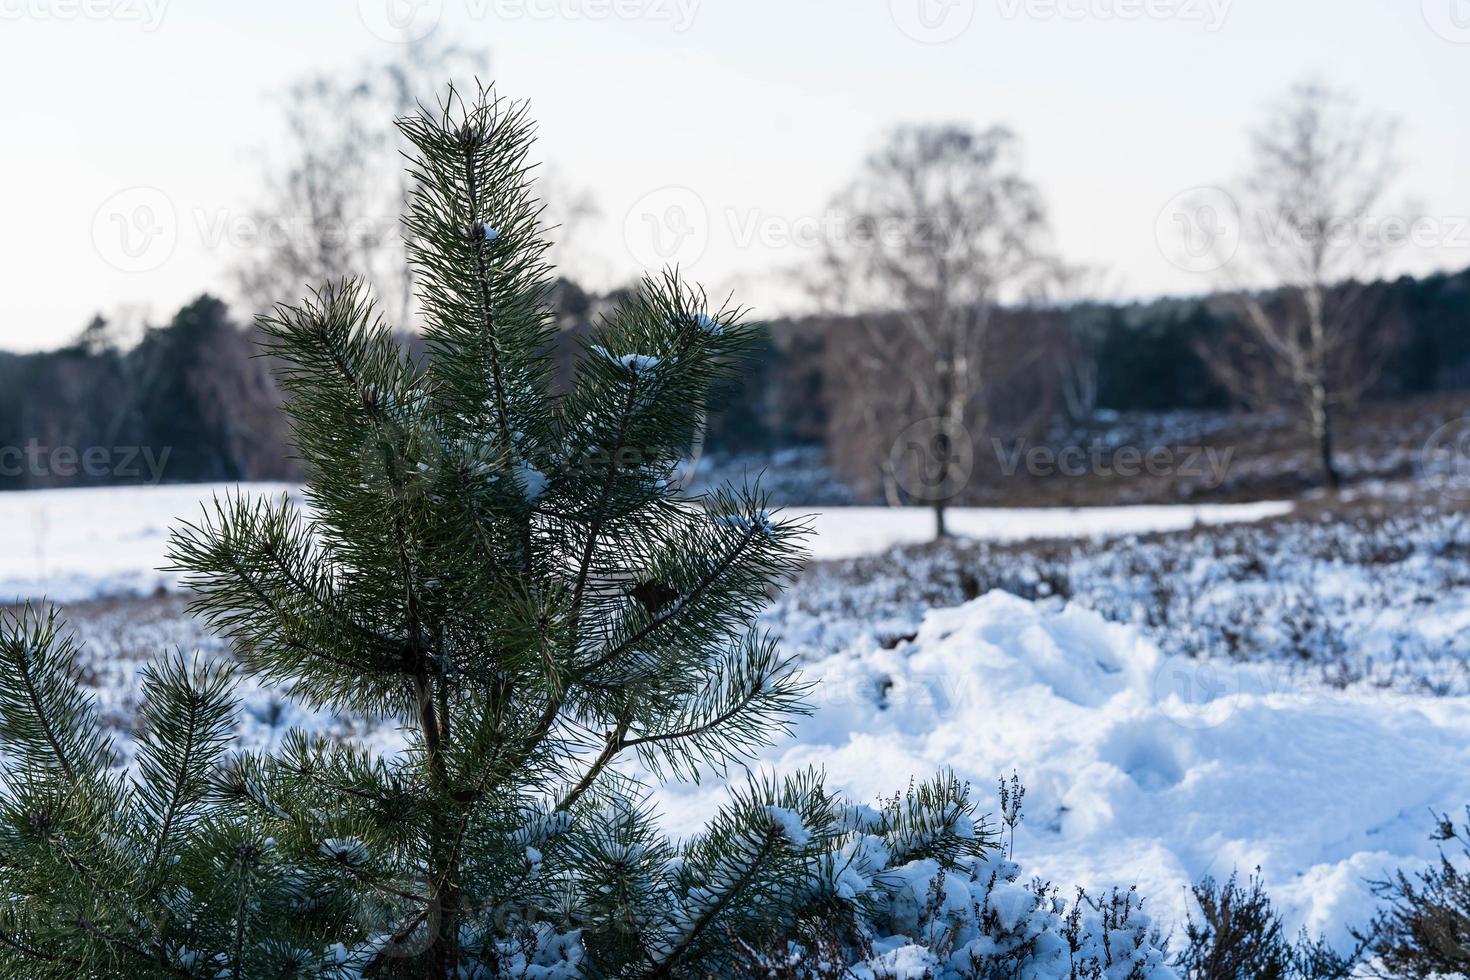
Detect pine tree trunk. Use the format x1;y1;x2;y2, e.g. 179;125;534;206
416;673;460;979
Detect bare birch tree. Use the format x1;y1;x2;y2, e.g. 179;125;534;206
1043;262;1113;426
1208;80;1402;489
235;41;600;328
813;124;1049;537
234;40;489;324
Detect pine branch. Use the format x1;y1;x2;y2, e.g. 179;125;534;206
646;828;782;978
555;717;632;813
462;135;515;451
580;515;764;678
569;361;644;616
0;606;109;786
135;656;237;876
623;633;812;782
0;926;82;967
646;772;831;976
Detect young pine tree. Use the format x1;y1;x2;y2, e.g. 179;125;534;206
0;84;1074;980
0;85;827;977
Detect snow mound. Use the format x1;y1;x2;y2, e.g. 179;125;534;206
659;590;1470;952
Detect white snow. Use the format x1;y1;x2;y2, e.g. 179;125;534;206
656;590;1470;953
5;481;1462;956
0;483;1287;603
320;837;370;865
763;805;811;847
0;482;299;603
513;463;548;502
592;345;660;374
802;501;1294;560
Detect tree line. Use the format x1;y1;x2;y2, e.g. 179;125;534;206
0;297;292;491
1;264;1465;493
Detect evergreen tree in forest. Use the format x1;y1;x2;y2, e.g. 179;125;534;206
0;85;1173;979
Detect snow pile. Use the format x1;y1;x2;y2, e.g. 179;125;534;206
774;509;1470;695
661;590;1470;953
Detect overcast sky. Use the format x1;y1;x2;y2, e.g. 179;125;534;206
2;0;1468;350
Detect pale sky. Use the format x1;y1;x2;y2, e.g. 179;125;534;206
2;0;1469;351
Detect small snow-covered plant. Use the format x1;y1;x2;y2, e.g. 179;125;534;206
1360;809;1470;979
729;775;1176;979
999;770;1025;860
1174;871;1359;980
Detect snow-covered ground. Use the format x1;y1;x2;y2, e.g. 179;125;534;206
676;591;1470;953
0;482;299;603
0;482;1290;600
6;481;1467;956
802;501;1293;560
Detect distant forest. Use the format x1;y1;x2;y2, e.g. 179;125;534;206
2;267;1467;492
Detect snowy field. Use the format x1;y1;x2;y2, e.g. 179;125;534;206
0;481;1290;600
5;481;1470;955
802;501;1293;560
0;482;301;602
